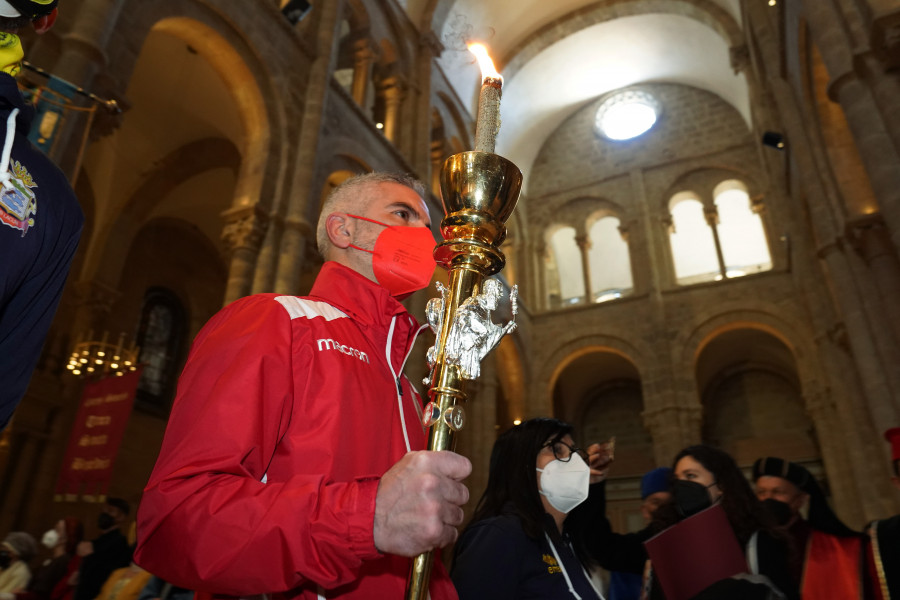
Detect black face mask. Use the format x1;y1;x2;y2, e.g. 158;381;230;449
0;549;12;570
761;498;794;527
672;479;714;518
97;512;115;530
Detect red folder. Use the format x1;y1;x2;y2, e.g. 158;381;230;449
643;503;748;600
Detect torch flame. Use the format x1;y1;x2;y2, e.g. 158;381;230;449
467;43;502;82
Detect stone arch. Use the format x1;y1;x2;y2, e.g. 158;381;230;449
662;166;762;212
147;16;272;213
88;138;241;288
674;304;822;403
696;327;817;465
499;0;744;78
537;335;648;416
100;2;290;214
581;198;629;231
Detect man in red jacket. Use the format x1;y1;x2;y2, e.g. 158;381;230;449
135;173;470;600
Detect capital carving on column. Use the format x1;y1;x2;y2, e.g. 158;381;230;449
729;45;750;74
378;75;408;104
845;213;890;261
642;404;703;455
703;207;720;226
420;30;444;57
870;10;900;70
749;193;767;215
574;234;591;251
352;37;376;64
221;206;269;254
72;280;121;320
430;139;445;160
661;215;674;234
815;238;844;260
826;322;850;350
618;222;631;242
803;387;834;419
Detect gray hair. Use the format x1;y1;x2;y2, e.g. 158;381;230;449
316;172;426;258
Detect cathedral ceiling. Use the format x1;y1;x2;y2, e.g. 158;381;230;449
405;0;749;190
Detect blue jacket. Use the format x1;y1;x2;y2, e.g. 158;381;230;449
451;510;603;600
0;72;82;429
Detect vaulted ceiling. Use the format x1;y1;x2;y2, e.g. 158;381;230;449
402;0;750;189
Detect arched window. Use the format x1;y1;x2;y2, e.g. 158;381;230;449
546;226;585;307
669;193;719;284
714;181;772;277
668;182;772;285
588;216;633;302
135;287;186;412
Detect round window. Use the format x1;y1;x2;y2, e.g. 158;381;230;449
595;91;660;141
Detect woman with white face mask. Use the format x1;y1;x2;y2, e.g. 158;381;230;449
451;418;612;600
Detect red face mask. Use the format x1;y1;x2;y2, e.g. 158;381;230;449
347;214;437;298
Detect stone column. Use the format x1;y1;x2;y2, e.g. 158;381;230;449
704;207;727;277
575;234;593;304
221;207;268;304
350;38;375;108
0;427;43;533
379;76;407;145
414;32;444;181
827;73;900;256
430;139;444;198
53;0;125;84
44;0;126;173
274;0;342;295
818;243;899;430
804;389;863;525
534;241;548;311
847;216;900;349
642;403;702;467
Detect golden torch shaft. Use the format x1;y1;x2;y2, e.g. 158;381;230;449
405;267;483;600
404;152;522;600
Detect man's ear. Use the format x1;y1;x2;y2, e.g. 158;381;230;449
325;213;354;249
792;492;810;513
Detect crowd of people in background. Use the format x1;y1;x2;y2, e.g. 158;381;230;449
4;423;890;600
449;419;900;599
0;499;192;600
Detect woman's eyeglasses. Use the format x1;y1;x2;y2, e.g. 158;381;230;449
543;440;589;463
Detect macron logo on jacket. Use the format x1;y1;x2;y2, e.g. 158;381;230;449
274;296;371;364
316;338;370;363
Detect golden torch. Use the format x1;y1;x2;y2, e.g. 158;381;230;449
405;45;523;600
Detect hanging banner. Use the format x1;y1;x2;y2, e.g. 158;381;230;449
54;370;141;501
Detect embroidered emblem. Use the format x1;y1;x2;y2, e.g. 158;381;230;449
542;553;561;574
0;160;37;236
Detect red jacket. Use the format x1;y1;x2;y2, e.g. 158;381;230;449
135;262;457;600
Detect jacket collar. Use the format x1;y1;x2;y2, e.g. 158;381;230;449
308;261;418;331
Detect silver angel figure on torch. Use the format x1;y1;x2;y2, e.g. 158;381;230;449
425;279;517;383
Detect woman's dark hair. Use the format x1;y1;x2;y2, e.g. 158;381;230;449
672;445;773;545
467;418;573;541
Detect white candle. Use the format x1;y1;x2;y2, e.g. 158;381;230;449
468;44;503;153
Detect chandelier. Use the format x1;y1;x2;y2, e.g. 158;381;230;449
67;331;139;378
